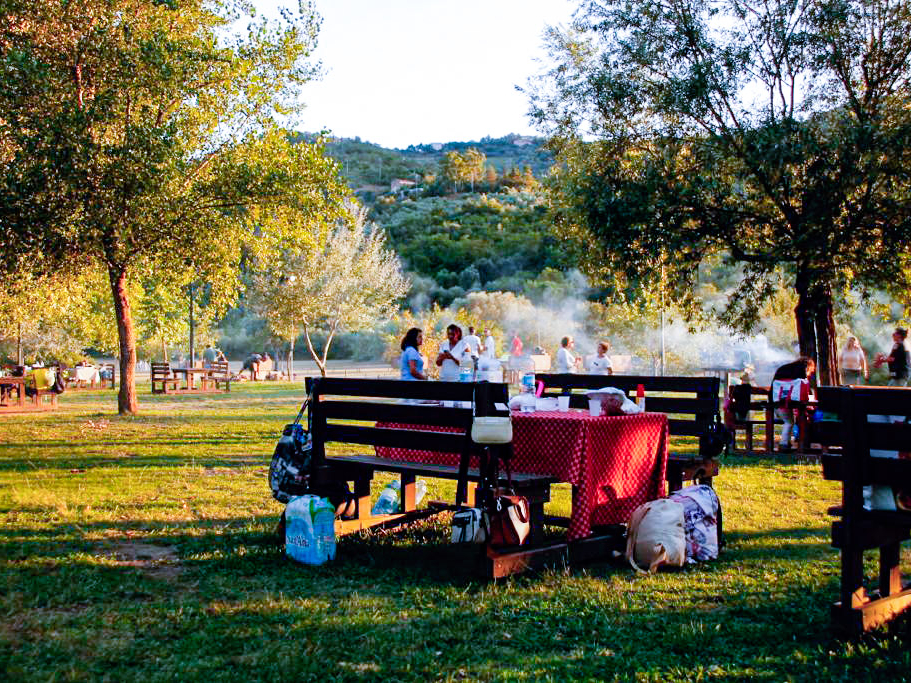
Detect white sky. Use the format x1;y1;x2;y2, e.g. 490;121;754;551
256;0;576;148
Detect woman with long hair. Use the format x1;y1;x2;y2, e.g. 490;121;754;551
400;328;426;380
839;335;868;385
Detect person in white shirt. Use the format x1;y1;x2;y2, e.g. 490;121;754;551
590;341;613;375
838;335;867;385
555;336;579;374
436;324;469;381
483;328;496;359
464;326;482;359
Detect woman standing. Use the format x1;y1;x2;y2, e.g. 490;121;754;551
436;324;468;381
839;336;868;385
400;328;426;380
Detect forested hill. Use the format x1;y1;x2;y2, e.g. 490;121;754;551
290;133;552;190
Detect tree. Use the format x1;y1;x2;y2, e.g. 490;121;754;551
0;0;349;412
440;148;487;193
528;0;911;383
250;206;410;376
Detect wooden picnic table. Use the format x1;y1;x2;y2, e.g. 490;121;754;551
0;376;27;409
171;366;216;391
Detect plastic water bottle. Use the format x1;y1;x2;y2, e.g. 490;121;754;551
415;479;427;506
636;384;646;411
459;356;473;382
371;480;401;515
521;372;535;394
285;495;336;565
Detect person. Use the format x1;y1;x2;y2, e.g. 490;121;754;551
839;335;868;385
436;324;468;381
216;349;227;362
772;356;816;453
555;336;580;374
590;340;613;375
242;352;262;379
400;328;426;380
510;332;523;357
483;328;496;359
202;344;218;368
464;326;482;359
874;327;909;386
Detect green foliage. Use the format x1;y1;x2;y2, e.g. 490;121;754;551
373;191;575;306
529;0;911;383
0;0;349;412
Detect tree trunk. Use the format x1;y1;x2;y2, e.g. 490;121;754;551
302;324;326;376
813;283;839;386
288;338;294;381
794;268;818;361
109;266;138;415
794;268;839;386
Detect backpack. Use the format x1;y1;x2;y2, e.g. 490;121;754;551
668;484;721;562
52;367;66;395
625;498;686;573
269;401;313;504
701;416;731;458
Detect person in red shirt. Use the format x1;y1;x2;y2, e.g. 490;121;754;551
510;332;523;357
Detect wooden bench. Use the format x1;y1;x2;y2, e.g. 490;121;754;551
304;376;565;578
99;363;116;390
818;386;911;633
150;362;180;394
209;361;231;391
728;383;776;453
536;374;722;493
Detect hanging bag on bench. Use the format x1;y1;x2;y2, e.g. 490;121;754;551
269;397;313;504
483;460;530;547
470;384;513;444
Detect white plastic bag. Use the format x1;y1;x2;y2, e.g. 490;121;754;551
587;387;642;415
625;498;686;572
285;495;337;565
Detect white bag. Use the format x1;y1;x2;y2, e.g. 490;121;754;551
451;508;487;543
668;485;720;562
625;498;686;573
470;416;513;444
771;378;809;403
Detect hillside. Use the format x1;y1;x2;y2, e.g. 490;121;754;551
291;132;552;191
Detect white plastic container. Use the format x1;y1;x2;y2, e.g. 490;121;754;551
285;495;337;565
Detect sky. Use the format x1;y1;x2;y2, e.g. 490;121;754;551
256;0;576;149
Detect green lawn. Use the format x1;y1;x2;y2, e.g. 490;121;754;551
1;383;910;682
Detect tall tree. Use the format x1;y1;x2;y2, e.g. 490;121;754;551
529;0;911;383
0;0;349;412
249;206;410;377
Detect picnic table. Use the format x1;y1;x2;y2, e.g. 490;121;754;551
171;366;215;391
377;410;668;540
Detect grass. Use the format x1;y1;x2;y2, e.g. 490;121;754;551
1;382;911;681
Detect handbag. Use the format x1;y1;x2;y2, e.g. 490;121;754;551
485;488;530;547
269;396;313;504
470;385;513;444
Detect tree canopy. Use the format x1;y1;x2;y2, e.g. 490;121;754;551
529;0;911;383
0;0;349;412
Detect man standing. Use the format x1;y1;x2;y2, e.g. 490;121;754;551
483;328;496;359
464;326;482;360
555;336;580;374
874;327;909;386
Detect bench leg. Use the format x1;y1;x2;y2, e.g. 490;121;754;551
401;472;416;511
881;542;902;597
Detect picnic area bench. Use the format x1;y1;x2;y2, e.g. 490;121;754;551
304;377;566;578
150;362;180;394
728;383;776;453
817;385;911;633
536;374;722;493
0;369;59;413
208;361;232;391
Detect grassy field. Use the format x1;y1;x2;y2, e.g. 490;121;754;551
1;382;910;682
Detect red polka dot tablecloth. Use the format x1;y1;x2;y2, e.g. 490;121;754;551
376;410;668;540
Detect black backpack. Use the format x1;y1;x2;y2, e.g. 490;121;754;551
269;400;312;504
701;417;731;458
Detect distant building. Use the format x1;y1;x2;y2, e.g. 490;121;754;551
512;136;535;147
390;178;416;193
430;143;444;151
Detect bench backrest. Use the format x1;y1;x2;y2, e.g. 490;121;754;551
536;373;720;448
818;386;911;510
151;363;171;378
210;361;229;378
304;377;508;466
